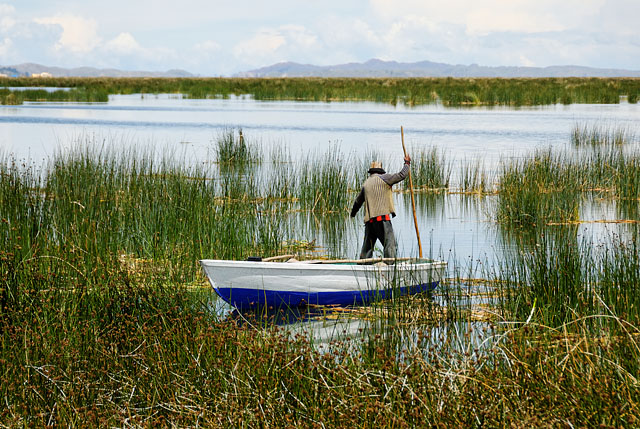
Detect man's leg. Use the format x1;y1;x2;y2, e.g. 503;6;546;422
359;223;376;259
382;221;397;260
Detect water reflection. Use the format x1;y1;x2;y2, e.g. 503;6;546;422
220;298;497;360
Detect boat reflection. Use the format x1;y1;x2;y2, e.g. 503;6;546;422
226;305;371;349
227;304;360;326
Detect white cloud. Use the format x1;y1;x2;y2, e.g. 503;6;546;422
34;14;101;53
0;36;11;56
519;55;535;67
194;40;221;53
234;29;286;61
0;0;639;74
0;3;14;14
104;32;140;54
0;4;16;32
232;25;321;67
369;0;606;34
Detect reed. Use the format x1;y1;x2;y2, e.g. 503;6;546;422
2;135;640;426
614;152;640;201
578;145;620;191
298;146;353;213
3;76;640;106
457;158;492;194
404;146;451;191
0;87;109;104
571;121;636;146
214;128;261;165
496;150;582;226
494;225;640;330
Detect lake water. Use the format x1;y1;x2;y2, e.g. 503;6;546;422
1;94;639;265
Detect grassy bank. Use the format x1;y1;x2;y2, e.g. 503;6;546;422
2;133;640;425
2;76;640;106
3;300;638;426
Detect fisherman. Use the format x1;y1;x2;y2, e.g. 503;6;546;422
350;154;411;262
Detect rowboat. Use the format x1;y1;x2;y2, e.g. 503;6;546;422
199;257;447;308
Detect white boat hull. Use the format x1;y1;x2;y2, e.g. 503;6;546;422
199;259;447;308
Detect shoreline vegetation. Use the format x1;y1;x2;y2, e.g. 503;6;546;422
1;76;640;106
2;125;640;424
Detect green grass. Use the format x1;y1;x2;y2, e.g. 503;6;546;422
3;76;640;106
614;152;640;201
458;158;491;194
214;128;261;165
494;225;640;328
2;133;640;426
496;150;582;226
0;86;109;104
298;146;354;213
404;146;451;191
572;121;636;146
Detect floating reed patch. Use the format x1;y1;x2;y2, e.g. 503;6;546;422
3;76;640;106
404;146;451;191
214;128;261;165
615;153;640;201
298;146;353;212
572;121;636;146
457;158;492;194
496;150;581;226
493;226;640;328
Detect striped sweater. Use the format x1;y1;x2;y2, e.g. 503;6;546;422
350;163;410;223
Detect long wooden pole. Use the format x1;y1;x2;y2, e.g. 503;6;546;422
401;126;423;258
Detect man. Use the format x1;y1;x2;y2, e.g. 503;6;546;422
350;154;411;261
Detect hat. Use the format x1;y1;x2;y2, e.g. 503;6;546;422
368;161;385;175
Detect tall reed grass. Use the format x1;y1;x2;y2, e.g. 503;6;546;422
214;128;261;165
404;146;451;191
3;76;640;106
572;121;636;146
458;158;492;194
298;147;353;212
2;135;640;425
496;150;581;226
0;86;109;105
494;226;640;328
614;153;640;201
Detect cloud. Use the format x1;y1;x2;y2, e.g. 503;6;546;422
0;3;14;15
369;0;606;34
0;4;16;32
194;40;221;54
1;0;639;75
234;30;286;60
34;14;101;54
0;37;11;56
104;32;141;54
233;25;319;66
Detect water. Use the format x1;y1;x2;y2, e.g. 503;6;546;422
2;95;638;259
2;87;72;92
2;95;639;334
2;94;639;163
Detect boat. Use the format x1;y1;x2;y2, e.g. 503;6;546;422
199;257;447;308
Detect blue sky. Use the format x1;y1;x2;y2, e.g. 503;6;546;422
1;0;639;75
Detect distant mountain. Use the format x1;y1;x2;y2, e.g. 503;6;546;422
0;63;194;78
237;59;640;78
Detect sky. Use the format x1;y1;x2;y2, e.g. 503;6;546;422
0;0;639;75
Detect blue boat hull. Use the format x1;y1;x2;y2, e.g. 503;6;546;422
214;280;439;308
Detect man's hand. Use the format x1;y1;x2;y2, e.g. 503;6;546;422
404;154;411;164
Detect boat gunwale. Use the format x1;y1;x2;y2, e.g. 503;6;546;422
199;258;448;273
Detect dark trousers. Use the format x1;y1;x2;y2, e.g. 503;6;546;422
359;220;397;261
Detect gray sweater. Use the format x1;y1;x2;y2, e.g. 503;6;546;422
350;163;410;223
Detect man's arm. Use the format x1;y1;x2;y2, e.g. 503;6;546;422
380;155;411;185
350;188;365;217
